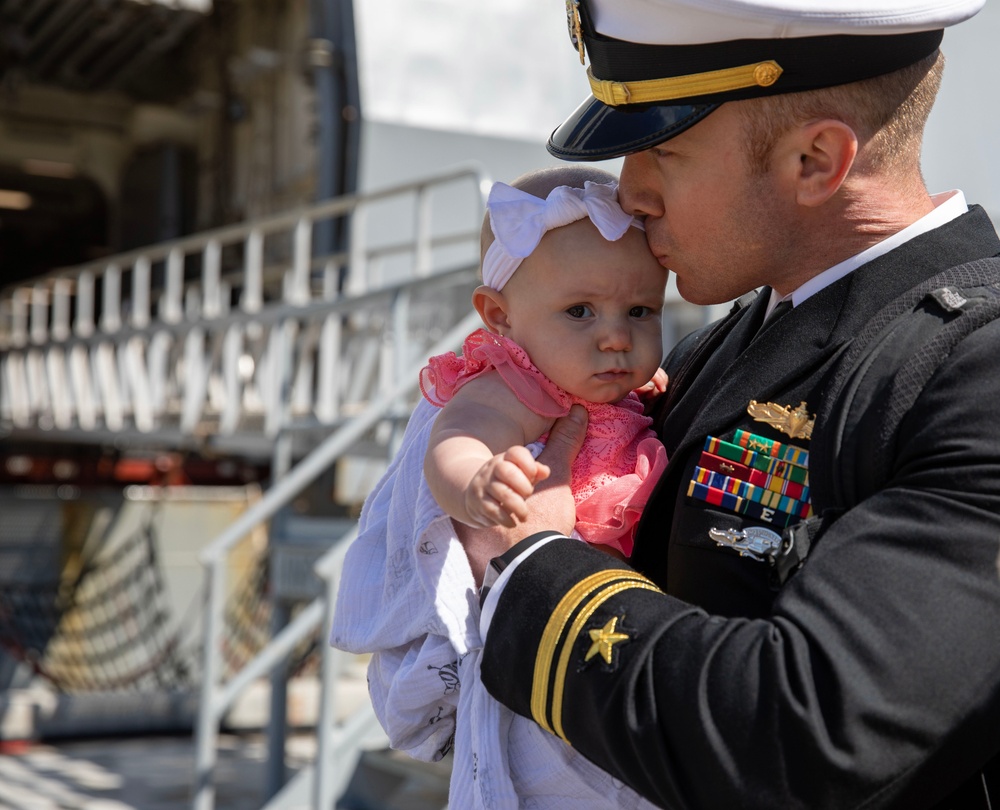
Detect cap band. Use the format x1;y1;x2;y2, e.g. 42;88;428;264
589;60;783;106
482;181;643;291
585;29;943;106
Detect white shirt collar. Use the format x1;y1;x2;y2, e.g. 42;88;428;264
765;190;969;316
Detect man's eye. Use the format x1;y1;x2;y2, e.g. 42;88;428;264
566;305;592;318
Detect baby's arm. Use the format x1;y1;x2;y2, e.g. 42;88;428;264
425;372;554;529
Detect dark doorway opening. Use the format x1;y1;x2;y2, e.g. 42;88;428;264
0;164;110;286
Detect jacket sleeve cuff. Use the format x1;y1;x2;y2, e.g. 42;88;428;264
479;531;564;631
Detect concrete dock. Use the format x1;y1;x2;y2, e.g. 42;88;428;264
0;732;451;810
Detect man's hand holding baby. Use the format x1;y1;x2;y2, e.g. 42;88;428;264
453;404;588;584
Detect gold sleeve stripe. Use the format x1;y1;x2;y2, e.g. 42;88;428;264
588;60;783;106
551;580;661;742
530;568;659;736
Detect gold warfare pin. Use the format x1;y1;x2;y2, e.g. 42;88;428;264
747;400;815;440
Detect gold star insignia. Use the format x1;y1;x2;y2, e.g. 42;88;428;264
584;616;629;665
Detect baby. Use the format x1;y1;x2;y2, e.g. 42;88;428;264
423;167;668;557
332;165;668;809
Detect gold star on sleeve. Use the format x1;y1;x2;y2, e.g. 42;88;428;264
584;616;630;665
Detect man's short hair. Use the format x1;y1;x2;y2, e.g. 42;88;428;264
739;50;945;174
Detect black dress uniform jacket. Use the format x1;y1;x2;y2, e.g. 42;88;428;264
480;205;1000;809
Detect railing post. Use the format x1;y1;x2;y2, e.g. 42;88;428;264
46;279;74;429
244;228;264;313
30;283;49;346
292;218;312;305
204;239;223;319
415;183;433;277
132;256;152;329
220;324;244;435
193;558;227;810
163;248;184;324
101;264;122;334
27;285;51;426
6;354;30;428
75;271;95;338
52;279;71;342
129;257;154;431
313;546;345;810
316;262;341;423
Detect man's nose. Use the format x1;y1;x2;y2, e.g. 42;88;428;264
619;153;662;219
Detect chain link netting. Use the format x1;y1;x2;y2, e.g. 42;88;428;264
0;511;320;692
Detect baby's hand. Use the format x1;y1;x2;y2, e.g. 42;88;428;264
634;368;669;403
465;446;550;529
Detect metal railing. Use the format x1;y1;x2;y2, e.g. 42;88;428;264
0;164;491;454
0;163;492;808
193;308;480;810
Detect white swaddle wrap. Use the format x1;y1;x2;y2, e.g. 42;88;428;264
331;399;658;809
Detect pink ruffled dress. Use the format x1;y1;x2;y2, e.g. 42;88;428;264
419;328;667;557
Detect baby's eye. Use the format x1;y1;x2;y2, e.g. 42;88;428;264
629;306;654;318
566;305;593;318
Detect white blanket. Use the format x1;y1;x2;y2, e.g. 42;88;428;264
331;398;660;809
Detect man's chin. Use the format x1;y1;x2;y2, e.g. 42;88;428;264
674;277;742;307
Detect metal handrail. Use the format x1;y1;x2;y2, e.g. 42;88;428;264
0;164;490;445
0;162;489;302
192;308;481;810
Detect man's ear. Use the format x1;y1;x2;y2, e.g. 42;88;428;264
472;285;511;335
788;119;858;207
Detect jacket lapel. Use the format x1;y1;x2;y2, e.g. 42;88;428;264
677;280;843;455
656;293;764;456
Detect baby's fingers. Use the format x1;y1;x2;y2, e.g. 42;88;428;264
488;468;534;521
650;367;669;393
503;445;550;486
484;484;530;524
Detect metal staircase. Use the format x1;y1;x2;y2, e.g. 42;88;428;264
0;164;492;809
0;163;488;456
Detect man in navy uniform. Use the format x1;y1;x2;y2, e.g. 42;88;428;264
459;1;1000;807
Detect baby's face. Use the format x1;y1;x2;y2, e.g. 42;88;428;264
501;218;667;404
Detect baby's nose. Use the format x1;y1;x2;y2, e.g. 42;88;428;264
599;322;632;352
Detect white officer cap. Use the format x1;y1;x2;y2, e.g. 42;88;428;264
549;0;986;161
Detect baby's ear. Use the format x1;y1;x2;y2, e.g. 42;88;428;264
472;285;511;335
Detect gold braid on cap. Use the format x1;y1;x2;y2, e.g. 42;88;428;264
588;60;783;106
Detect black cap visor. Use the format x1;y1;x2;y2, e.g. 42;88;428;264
547;95;719;161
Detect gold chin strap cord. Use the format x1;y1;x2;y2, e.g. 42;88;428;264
588;60;783;106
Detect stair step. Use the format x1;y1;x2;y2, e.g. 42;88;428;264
338;748;451;810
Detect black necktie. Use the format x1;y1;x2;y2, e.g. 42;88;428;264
757;299;793;336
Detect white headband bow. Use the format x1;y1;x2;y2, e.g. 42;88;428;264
482;180;644;291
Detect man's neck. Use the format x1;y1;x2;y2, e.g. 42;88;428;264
779;189;968;307
771;176;935;297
